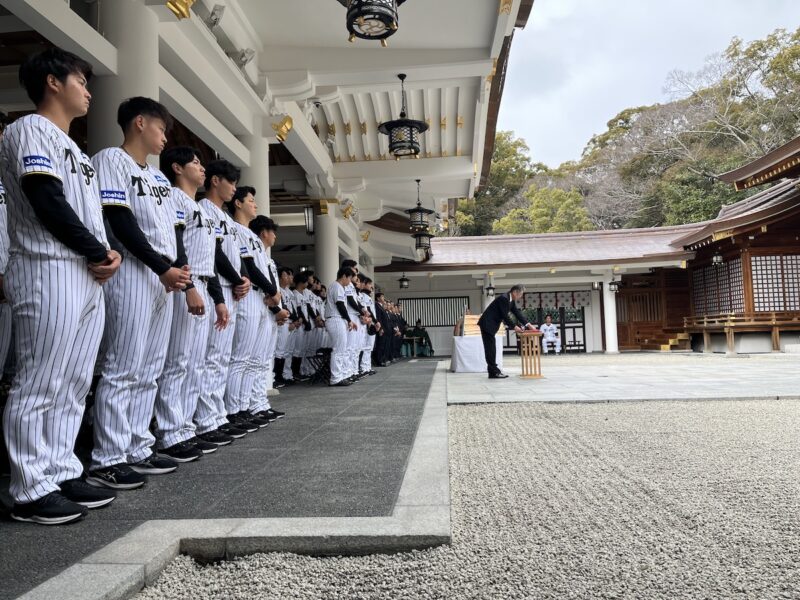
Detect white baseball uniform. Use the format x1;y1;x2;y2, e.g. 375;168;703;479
91;148;176;469
0;114;108;502
225;223;265;416
326;281;350;384
540;322;561;353
154;188;217;448
248;254;279;414
359;291;376;373
195;199;241;433
274;283;295;363
0;177;11;376
344;283;361;378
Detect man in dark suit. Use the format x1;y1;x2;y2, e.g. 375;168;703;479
477;284;535;378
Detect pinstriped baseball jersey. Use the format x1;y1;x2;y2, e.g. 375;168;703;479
281;285;294;313
237;225;272;287
92;147;176;261
232;222;254;264
327;281;347;316
0;114;107;259
171;188;216;277
344;282;359;317
0;179;8;272
200;198;241;284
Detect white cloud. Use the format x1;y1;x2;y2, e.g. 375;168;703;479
498;0;799;167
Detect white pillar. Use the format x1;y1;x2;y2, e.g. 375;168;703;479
88;0;159;153
602;275;619;353
314;213;339;286
240;121;270;216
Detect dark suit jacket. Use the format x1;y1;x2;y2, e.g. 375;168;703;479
477;293;530;335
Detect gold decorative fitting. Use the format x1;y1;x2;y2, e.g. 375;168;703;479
499;0;513;15
334;155;341;163
320;200;330;215
349;154;356;162
441;150;448;157
342;204;354;219
348;33;356;43
364;154;372;161
271;116;293;143
166;0;195;19
761;225;768;233
425;118;431;127
361;231;371;242
712;229;734;241
379;153;387;160
328;124;336;136
457;116;464;129
425;151;432;158
344;122;352;135
440;117;447;130
360;122;367;135
381;39;388;48
487;58;498;83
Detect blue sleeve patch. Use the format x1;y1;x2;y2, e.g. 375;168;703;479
100;190;127;202
23;155;54;169
176;210;186;220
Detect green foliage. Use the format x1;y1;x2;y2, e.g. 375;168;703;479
492;187;593;234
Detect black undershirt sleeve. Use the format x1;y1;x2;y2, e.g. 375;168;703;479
214;241;244;286
174;227;193;290
104;216;124;257
306;303;318;319
104;205;171;275
207;275;225;306
241;257;277;296
21;174;108;263
336;300;351;321
347;296;363;313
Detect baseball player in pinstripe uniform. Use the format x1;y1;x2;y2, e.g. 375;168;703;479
224;188;277;429
358;276;378;376
0;112;12;378
195;160;251;440
88;97;192;490
0;48;121;524
248;215;288;421
326;267;358;386
273;266;299;387
154;147;231;462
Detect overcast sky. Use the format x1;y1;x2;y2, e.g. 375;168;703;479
498;0;799;167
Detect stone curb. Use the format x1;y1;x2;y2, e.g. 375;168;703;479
17;363;451;600
447;395;800;406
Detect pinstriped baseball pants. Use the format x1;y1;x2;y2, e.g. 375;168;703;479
194;285;237;434
326;317;349;384
360;328;376;373
3;255;104;503
92;258;173;469
154;281;208;448
248;311;276;414
226;290;266;415
275;321;292;359
0;302;11;376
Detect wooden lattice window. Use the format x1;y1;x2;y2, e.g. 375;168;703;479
398;296;470;327
752;255;785;311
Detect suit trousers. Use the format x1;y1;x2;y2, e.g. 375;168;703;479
480;328;500;375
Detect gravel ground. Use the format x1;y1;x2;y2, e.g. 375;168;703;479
138;400;800;599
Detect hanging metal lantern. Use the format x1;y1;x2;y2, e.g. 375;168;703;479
336;0;407;45
712;252;723;268
303;205;315;236
413;228;433;251
379;74;428;158
485;284;496;298
398;273;410;289
608;278;621;293
404;179;434;232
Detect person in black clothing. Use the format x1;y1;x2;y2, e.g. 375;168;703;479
477;284;535;378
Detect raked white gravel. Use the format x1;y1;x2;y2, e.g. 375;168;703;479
138;399;800;599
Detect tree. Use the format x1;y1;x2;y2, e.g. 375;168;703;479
451;131;536;236
492;187;593;234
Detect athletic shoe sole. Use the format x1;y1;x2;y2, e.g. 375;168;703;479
199;437;233;446
73;496;116;509
10;512;85;525
85;476;146;490
160;453;201;463
129;465;178;475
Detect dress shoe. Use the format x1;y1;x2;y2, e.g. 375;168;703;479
488;372;509;379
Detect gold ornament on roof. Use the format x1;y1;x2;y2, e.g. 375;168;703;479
166;0;195;19
271;116;293;143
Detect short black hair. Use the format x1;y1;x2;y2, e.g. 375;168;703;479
337;267;355;279
278;266;293;278
159;146;199;185
117;96;173;133
233;186;256;202
19;47;93;106
0;111;8;134
294;271;311;285
249;215;277;237
510;284;525;294
341;259;357;269
204;160;240;190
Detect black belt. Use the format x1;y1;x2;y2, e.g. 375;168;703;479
252;284;260;291
197;275;211;283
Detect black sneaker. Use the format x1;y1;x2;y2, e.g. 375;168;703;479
60;478;116;509
198;429;234;446
264;409;285;421
87;464;147;490
245;414;270;428
10;492;88;525
228;414;257;433
274;378;286;389
129;454;178;475
160;441;203;463
329;379;352;387
187;436;219;454
367;370;377;376
219;423;248;438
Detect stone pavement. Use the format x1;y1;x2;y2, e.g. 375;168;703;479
0;359;440;600
447;352;800;404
